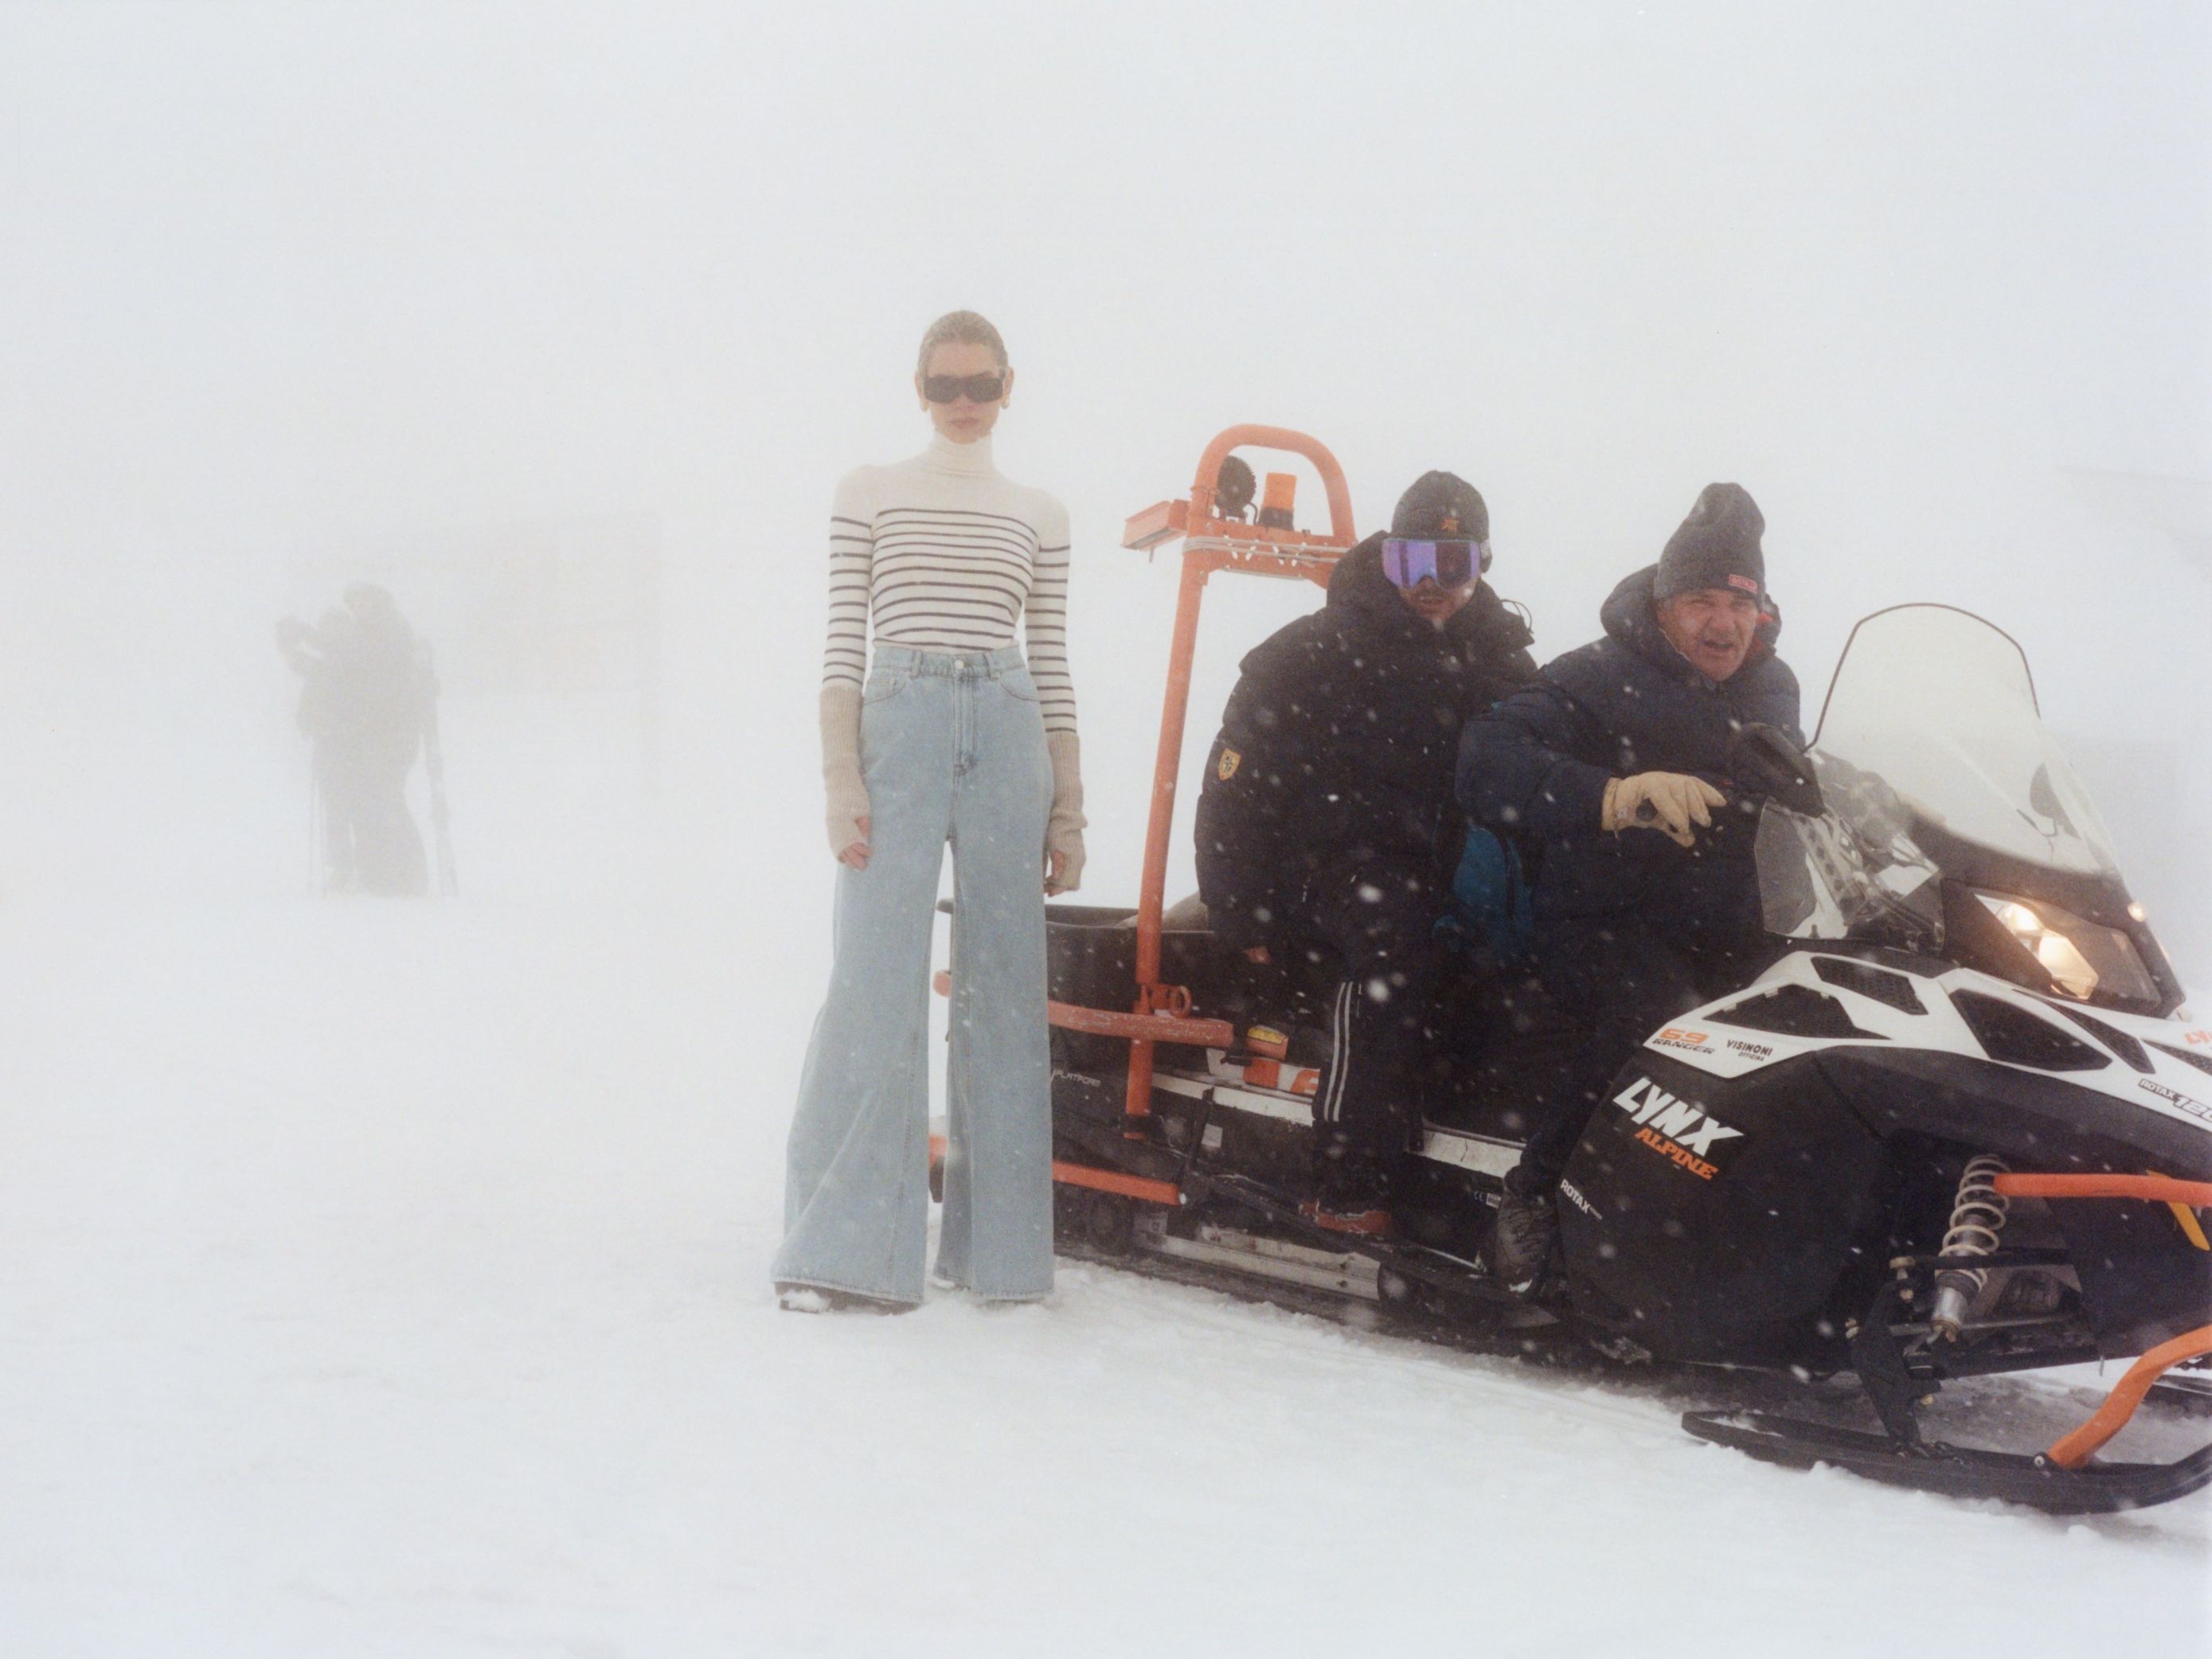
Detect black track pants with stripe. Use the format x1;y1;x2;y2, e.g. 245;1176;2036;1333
1306;858;1448;1180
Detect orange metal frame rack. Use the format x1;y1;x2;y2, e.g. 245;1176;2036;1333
1109;426;1358;1133
931;425;1355;1211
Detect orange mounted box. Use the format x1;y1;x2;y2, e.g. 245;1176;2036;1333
1123;498;1190;552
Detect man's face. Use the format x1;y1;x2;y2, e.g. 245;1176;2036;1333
1398;575;1478;629
1382;537;1482;629
1655;587;1761;681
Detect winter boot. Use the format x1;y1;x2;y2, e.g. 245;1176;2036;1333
1486;1181;1558;1293
775;1282;916;1315
1302;1157;1396;1238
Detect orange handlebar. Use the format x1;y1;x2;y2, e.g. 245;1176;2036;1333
1190;424;1355;544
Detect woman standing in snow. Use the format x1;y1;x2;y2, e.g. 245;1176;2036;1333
772;310;1085;1312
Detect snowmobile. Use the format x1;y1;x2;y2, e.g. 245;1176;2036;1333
929;427;2212;1513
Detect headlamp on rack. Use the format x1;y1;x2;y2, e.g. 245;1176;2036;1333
1213;456;1256;523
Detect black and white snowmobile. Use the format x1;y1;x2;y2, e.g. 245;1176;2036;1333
931;428;2212;1513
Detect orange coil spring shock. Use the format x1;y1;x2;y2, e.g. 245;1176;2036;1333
1931;1154;2011;1341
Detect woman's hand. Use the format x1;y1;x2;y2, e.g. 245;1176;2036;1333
838;817;871;870
1043;731;1085;896
821;685;870;865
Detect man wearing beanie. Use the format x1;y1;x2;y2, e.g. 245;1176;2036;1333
1194;471;1538;1233
1457;482;1801;1288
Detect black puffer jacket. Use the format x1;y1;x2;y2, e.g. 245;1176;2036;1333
1194;533;1538;952
1456;565;1801;938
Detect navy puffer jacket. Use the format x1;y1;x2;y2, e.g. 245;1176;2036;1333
1456;565;1802;939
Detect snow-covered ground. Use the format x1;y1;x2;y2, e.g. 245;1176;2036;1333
5;3;2208;1651
2;693;2208;1658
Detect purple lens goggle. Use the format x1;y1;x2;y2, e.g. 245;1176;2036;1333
1381;537;1489;589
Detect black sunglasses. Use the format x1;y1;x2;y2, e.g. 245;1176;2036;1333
922;372;1007;404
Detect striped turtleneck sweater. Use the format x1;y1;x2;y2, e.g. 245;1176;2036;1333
820;434;1076;734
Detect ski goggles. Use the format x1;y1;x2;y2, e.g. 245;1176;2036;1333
921;372;1008;404
1381;537;1488;589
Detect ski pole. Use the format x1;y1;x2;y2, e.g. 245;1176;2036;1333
420;642;458;897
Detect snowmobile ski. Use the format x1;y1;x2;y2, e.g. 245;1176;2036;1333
1681;1410;2212;1515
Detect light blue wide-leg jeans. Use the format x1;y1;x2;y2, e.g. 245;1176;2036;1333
772;645;1056;1305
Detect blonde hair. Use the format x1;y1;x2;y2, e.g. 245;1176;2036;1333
916;310;1008;377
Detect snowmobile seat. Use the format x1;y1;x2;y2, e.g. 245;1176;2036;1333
1038;892;1573;1143
1157;892;1211;931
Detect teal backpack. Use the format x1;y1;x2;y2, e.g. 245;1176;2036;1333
1444;826;1534;967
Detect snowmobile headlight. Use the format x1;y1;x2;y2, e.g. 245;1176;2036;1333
1973;891;2159;1005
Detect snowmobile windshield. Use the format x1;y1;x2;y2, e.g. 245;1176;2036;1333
1752;604;2151;966
1811;605;2122;880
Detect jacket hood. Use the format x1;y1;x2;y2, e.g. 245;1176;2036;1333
1328;531;1535;658
1600;564;1780;681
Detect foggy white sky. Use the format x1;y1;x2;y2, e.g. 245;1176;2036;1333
6;2;2206;539
2;1;2207;954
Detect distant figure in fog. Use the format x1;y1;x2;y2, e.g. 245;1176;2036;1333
278;607;365;891
276;583;434;896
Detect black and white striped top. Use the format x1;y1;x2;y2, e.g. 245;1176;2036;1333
821;434;1077;734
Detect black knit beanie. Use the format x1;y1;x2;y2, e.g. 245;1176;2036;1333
1655;483;1765;601
1391;470;1489;543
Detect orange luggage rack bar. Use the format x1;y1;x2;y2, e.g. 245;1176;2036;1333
930;970;1233;1050
928;1134;1185;1209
